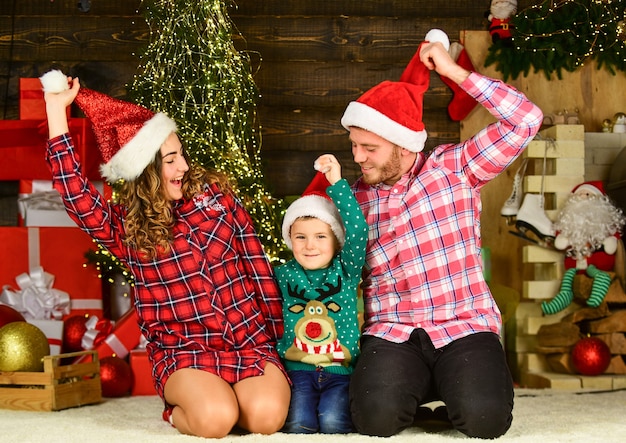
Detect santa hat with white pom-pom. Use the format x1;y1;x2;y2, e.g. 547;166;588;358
340;29;450;152
39;69;177;183
281;170;345;250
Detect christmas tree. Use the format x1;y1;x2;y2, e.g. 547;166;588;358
485;0;626;80
127;0;289;263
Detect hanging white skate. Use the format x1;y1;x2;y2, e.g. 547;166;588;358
500;158;528;225
510;193;556;248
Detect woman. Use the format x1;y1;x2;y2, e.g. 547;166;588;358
41;71;290;438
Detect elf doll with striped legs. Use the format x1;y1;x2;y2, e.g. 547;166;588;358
542;182;626;315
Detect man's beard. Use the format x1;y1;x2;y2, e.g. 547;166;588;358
554;195;626;258
361;146;402;186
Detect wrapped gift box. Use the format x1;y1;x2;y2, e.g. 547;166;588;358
23;207;75;228
27;319;64;355
129;349;157;396
91;308;142;360
0;227;103;319
0;120;50;179
17;179;105;227
19;78;46;121
19;78;70;121
0;118;103;180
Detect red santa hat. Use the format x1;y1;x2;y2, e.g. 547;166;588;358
39;70;177;183
281;171;345;250
572;181;605;197
340;29;450;153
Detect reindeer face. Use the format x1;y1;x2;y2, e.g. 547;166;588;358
293;300;340;346
285;277;351;367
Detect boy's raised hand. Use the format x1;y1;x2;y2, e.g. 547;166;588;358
314;154;342;185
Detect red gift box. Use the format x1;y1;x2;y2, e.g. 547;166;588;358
0;227;103;319
129;349;157;396
91;308;142;360
19;78;70;121
0;118;103;180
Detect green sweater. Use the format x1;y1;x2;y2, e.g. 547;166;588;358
275;179;368;375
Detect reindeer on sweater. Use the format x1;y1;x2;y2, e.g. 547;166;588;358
285;277;351;368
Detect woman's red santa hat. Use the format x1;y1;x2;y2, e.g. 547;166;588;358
39;70;177;183
341;29;451;152
281;171;345;250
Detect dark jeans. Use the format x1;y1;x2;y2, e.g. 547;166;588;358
349;330;514;439
282;369;353;434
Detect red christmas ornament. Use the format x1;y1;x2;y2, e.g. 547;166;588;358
62;315;89;353
571;337;611;376
100;356;132;397
0;304;26;328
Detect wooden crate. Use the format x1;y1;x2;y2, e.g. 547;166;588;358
0;350;101;411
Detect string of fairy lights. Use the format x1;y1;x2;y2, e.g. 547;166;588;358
486;0;626;79
129;0;288;263
86;0;290;280
84;247;134;287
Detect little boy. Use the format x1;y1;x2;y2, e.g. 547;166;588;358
276;154;368;434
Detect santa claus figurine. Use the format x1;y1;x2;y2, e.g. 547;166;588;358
488;0;517;43
542;181;626;315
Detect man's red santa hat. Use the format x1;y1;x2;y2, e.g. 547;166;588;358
281;171;345;250
341;29;450;152
341;29;478;150
39;70;177;183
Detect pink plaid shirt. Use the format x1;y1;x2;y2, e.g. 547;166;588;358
353;72;543;348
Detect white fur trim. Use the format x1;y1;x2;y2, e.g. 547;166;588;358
282;195;345;250
425;29;450;51
341;101;427;152
39;70;70;94
100;112;177;182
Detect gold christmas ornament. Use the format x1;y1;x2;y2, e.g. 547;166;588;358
0;322;50;372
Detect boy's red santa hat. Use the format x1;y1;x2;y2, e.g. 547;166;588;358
340;29;450;152
281;171;345;250
39;70;177;183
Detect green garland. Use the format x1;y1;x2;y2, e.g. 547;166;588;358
485;0;626;80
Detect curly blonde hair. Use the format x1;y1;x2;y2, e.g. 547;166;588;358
118;148;232;258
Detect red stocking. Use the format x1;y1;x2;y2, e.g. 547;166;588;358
440;44;478;121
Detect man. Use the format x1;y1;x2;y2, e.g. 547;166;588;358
341;29;543;439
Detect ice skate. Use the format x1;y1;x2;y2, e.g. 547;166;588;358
500;158;528;225
510;193;556;248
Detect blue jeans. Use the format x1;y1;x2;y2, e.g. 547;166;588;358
282;369;353;434
349;330;514;439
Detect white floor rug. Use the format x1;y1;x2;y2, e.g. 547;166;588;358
2;388;626;442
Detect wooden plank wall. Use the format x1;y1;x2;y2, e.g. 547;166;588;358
0;1;146;106
230;1;491;194
0;0;535;196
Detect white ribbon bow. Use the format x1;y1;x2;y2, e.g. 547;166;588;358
18;190;65;211
0;266;70;320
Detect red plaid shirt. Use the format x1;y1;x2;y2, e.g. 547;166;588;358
46;135;285;397
353;73;543;349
